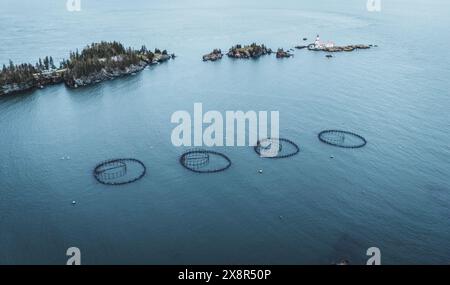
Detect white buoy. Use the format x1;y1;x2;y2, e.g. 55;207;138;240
72;201;76;205
258;169;263;174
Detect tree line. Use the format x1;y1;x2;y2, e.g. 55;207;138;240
1;41;168;86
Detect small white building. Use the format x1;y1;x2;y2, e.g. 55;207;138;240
325;41;335;48
314;35;335;49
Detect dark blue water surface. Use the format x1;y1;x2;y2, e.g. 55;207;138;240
0;0;449;264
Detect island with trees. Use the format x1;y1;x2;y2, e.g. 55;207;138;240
0;41;174;96
227;43;272;59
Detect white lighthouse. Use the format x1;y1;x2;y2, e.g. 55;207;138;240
314;35;321;48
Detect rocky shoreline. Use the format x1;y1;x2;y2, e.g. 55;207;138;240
1;70;65;96
1;43;174;96
0;81;35;96
64;61;147;88
64;53;173;88
307;43;371;52
65;51;173;89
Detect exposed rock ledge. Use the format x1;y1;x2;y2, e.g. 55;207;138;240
276;48;293;59
307;44;371;52
1;70;64;96
202;49;223;62
65;61;147;88
65;53;173;88
1;82;35;96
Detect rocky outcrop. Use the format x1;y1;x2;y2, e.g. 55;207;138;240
308;44;371;52
63;49;174;89
227;43;272;59
64;61;147;88
202;49;223;62
148;53;174;65
35;70;64;86
0;81;35;96
64;52;174;88
276;48;293;59
0;71;64;96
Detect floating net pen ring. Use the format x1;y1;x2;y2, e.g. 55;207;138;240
318;130;367;148
93;158;146;185
180;150;231;173
183;150;210;169
254;138;300;158
94;160;127;180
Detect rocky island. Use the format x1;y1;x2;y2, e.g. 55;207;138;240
227;43;272;59
0;41;174;96
276;48;293;59
202;49;223;62
307;43;370;52
306;35;371;52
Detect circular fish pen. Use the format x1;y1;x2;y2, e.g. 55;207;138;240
180;149;231;173
318;130;367;148
182;150;210;169
93;158;146;185
254;138;300;158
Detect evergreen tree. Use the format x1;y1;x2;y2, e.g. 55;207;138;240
49;56;55;69
44;56;49;70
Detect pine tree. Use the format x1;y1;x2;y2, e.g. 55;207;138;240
49;56;55;69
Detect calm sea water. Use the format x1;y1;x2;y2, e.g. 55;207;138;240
0;0;449;264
